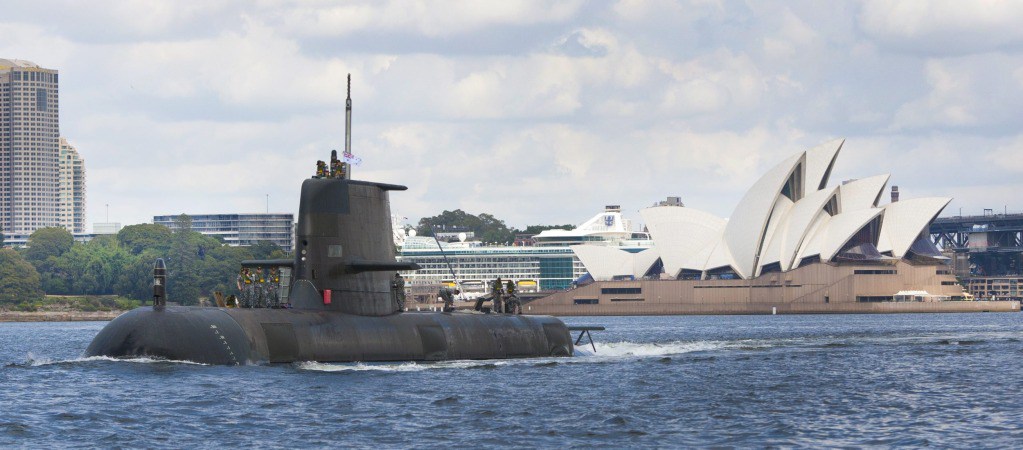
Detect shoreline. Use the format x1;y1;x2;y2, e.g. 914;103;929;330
0;311;124;322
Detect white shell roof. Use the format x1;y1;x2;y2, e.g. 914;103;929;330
803;139;844;196
721;152;805;279
572;246;661;280
703;240;737;273
760;186;839;273
876;197;951;257
632;248;662;278
755;196;794;276
839;174;890;211
798;208;884;262
640;206;725;277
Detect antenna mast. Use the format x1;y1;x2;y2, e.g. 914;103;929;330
345;74;352;155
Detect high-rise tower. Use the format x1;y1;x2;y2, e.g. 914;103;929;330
58;137;86;233
0;59;61;237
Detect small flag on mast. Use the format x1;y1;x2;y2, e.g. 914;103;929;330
343;148;362;166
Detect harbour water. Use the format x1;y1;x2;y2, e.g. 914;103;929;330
2;313;1021;447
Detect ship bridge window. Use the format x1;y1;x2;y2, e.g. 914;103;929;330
328;245;343;257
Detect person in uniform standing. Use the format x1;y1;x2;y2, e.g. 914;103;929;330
491;277;505;314
238;268;253;308
504;279;520;314
268;267;280;308
254;266;266;308
392;273;406;312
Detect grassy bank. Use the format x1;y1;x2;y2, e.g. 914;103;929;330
4;295;142;313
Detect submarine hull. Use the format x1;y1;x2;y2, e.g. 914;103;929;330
86;307;574;365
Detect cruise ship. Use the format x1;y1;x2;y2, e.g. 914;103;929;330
395;206;653;302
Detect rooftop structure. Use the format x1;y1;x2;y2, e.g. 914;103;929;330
154;213;295;252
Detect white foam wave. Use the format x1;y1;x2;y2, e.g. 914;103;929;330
593;340;731;358
296;340;736;372
296;360;501;373
22;352;207;367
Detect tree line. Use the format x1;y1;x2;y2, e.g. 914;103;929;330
415;209;574;244
0;215;286;308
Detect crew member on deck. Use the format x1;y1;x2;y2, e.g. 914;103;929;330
392;273;406;312
238;268;253;308
268;267;280;308
492;278;505;314
315;160;327;178
254;266;266;308
439;287;459;312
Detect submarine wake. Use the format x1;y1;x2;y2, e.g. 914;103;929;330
11;353;207;368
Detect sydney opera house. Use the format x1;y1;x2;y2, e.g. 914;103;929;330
528;140;1020;315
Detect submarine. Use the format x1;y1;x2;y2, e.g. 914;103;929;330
86;76;575;365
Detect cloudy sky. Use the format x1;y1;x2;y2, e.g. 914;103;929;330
3;0;1022;231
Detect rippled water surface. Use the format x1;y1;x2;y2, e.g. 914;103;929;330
2;313;1022;447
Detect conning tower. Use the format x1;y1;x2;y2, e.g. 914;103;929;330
290;177;417;315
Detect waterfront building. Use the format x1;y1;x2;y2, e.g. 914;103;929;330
529;139;1018;315
58;137;86;233
0;59;61;237
153;213;295;251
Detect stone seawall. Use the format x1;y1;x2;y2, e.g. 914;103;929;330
0;311;124;322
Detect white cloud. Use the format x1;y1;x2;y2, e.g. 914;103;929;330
891;54;1023;131
0;0;1019;230
859;0;1023;54
273;0;584;38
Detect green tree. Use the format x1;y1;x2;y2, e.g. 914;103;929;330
416;210;515;244
25;227;74;264
249;240;286;260
0;248;44;304
521;224;575;235
115;251;159;302
168;214;202;305
199;245;253;297
117;223;173;255
0;225;5;247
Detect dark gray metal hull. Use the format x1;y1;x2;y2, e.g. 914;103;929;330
86;307;574;365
